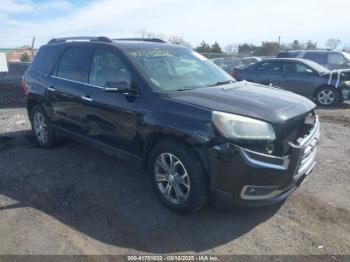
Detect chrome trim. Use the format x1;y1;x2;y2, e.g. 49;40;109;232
240;185;290;200
239;147;290;171
81;96;93;102
47;87;56;92
50;75;105;90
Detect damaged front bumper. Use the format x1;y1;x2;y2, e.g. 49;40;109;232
208;116;320;206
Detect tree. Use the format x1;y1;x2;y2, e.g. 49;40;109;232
20;52;30;62
168;35;191;48
326;38;342;50
289;40;305;50
306;40;317;50
194;41;212;53
254;42;280;56
210;42;223;53
238;43;255;55
223;44;237;54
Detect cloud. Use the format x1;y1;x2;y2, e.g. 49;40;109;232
0;0;349;48
0;0;72;14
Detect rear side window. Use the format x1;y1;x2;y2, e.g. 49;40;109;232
57;47;91;83
303;52;327;64
30;46;61;75
328;53;346;65
277;52;299;58
256;61;281;72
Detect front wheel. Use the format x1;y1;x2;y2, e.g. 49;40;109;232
315;87;339;107
148;140;208;213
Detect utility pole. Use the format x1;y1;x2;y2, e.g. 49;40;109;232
278;36;281;51
31;36;36;59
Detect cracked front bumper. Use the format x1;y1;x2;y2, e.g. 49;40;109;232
208;116;320;206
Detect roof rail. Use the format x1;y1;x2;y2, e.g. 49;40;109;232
48;36;112;44
113;38;167;43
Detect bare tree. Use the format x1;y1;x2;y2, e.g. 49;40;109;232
134;29;166;40
168;35;192;48
223;44;237;54
326;38;342;50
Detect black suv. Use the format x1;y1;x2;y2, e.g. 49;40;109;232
24;37;320;213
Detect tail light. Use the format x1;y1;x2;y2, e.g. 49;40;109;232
22;77;28;94
232;68;238;79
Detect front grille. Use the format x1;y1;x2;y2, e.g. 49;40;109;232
293;114;320;179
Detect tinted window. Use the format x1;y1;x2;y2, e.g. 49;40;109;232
256;61;281;72
328;53;346;65
284;62;314;74
30;46;61;74
89;49;132;87
57;47;91;82
304;52;327;64
277;51;300;58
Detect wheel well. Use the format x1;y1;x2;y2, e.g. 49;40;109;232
27;99;39;114
142;133;209;176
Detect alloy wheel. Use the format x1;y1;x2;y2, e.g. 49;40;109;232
33;112;48;144
154;153;191;205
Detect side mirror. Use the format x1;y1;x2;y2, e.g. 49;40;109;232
103;78;131;93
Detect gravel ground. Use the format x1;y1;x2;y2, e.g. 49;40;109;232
0;103;349;255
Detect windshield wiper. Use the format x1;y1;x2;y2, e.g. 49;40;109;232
207;80;234;87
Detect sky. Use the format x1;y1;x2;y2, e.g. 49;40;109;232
0;0;349;49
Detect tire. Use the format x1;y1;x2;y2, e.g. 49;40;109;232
315;86;339;107
148;140;208;213
29;105;56;148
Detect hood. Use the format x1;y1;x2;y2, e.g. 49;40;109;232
167;81;316;124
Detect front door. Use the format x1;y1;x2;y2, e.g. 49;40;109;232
80;47;141;155
279;62;318;97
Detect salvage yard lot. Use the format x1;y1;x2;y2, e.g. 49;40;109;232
0;103;349;255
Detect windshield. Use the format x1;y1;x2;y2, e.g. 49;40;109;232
126;48;234;92
343;52;350;61
305;60;329;73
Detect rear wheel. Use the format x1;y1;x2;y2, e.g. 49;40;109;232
30;105;56;148
315;86;339;107
148;140;208;213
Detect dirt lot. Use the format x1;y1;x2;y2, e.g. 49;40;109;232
0;103;349;255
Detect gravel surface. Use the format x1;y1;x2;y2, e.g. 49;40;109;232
0;103;349;255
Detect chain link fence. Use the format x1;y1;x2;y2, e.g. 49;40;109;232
0;49;33;135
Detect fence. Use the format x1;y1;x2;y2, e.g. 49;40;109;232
0;49;32;136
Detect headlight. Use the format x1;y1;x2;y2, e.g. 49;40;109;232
212;111;276;140
342;80;350;86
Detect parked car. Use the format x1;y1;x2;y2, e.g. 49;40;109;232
241;57;262;67
277;50;350;70
0;61;30;107
233;58;350;106
210;57;244;74
24;37;319;213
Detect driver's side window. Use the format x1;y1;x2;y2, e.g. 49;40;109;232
89;49;131;88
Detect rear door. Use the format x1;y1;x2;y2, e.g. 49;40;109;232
253;61;282;86
279;61;318;97
50;46;93;134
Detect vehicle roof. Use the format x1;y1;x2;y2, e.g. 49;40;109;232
45;39;187;51
259;58;329;72
280;49;336;53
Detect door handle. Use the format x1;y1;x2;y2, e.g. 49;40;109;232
81;96;93;102
47;87;56;92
